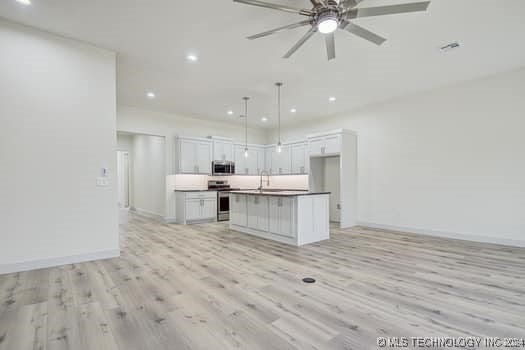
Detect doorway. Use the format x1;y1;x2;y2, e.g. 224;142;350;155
309;156;341;223
117;151;130;208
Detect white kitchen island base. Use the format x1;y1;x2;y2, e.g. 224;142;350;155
229;192;330;246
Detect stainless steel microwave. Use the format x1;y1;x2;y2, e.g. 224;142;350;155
212;161;235;176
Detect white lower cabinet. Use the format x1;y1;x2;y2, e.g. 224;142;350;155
269;197;294;238
230;193;247;227
175;191;217;224
247;195;269;232
229;193;329;246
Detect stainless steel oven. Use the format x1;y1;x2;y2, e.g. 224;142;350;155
212;161;235;176
208;180;237;221
217;191;230;221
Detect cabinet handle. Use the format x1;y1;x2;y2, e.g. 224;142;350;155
300;166;305;173
279;168;282;174
245;168;248;174
321;146;325;154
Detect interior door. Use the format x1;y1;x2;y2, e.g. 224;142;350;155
324;156;341;222
117;151;129;208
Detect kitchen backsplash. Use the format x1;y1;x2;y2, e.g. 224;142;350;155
169;174;309;191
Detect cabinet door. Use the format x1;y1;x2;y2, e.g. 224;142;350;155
279;197;295;237
213;141;224;161
247;196;258;230
273;146;291;175
246;148;258;175
213;141;233;161
324;135;341;155
291;143;306;174
308;137;324;157
179;140;196;173
268;197;280;234
202;198;217;219
231;194;247;226
256;148;265;175
185;199;202;221
223;142;233;161
265;148;273;174
234;145;247;174
256;196;269;232
196;142;211;174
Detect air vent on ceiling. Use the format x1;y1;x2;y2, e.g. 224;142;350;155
439;42;460;53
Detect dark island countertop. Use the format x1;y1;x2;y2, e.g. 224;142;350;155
227;190;330;197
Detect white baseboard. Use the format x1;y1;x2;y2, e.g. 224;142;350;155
0;249;120;275
131;207;164;220
164;217;177;224
357;221;525;248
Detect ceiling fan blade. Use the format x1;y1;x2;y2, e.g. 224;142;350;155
341;21;386;45
283;27;317;59
342;0;364;9
344;1;430;19
233;0;313;15
325;33;336;60
247;20;312;40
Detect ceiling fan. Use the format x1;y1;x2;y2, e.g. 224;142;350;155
234;0;430;60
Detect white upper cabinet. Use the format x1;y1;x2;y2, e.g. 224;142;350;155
290;142;308;174
212;139;234;161
234;144;264;175
308;133;341;157
176;137;212;174
269;145;291;175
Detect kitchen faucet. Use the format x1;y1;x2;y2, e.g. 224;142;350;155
258;170;270;191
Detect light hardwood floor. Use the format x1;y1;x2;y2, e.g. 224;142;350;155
1;212;524;350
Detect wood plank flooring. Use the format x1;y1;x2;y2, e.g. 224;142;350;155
1;212;524;349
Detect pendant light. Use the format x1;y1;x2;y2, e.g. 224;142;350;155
243;96;249;158
276;82;283;153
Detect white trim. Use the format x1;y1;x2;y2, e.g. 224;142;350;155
357;221;525;248
132;207;164;220
164;217;177;224
0;249;120;275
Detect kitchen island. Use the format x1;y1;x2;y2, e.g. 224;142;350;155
229;190;330;246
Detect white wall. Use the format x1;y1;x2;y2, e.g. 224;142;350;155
270;68;525;246
0;20;118;273
132;134;166;216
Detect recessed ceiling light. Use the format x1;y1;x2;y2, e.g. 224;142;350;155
290;108;297;113
147;92;155;99
16;0;31;5
261;117;268;122
186;54;198;62
329;96;336;102
227;110;233;115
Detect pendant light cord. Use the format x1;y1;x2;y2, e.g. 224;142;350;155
243;97;249;150
276;82;282;146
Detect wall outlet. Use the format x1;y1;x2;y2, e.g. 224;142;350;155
97;177;110;187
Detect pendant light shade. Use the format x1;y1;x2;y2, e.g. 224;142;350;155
243;97;249;158
276;82;283;153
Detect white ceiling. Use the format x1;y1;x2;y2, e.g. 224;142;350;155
1;0;525;128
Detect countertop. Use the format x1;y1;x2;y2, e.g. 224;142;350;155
174;189;217;192
227;190;330;197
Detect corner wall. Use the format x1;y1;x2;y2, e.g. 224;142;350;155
269;68;525;246
0;20;119;273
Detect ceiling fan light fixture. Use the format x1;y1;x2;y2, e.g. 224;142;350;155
317;15;338;34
